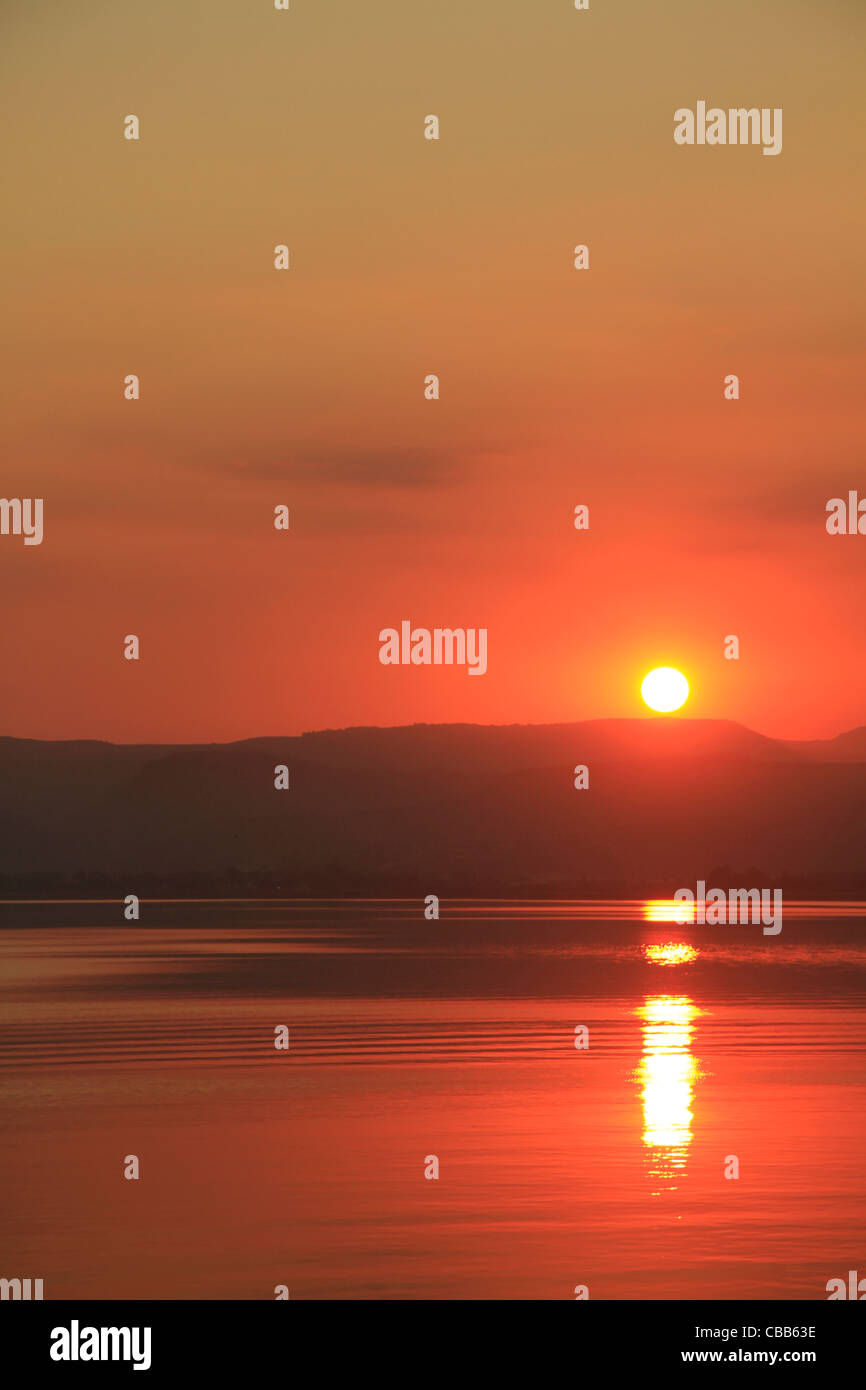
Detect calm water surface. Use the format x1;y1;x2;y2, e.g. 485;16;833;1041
1;900;864;1299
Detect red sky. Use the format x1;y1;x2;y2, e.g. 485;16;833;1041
1;0;864;742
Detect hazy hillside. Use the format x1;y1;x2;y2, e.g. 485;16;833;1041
784;727;866;762
0;719;864;894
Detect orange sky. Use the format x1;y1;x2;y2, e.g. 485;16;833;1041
1;0;864;742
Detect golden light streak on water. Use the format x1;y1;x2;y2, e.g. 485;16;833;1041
643;898;696;924
634;996;703;1195
644;942;698;966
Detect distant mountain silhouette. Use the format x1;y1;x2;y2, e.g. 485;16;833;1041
1;719;865;895
784;726;866;762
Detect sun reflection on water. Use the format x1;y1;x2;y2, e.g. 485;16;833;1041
634;995;703;1195
643;898;696;924
644;942;698;966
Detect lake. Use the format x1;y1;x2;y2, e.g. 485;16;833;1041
1;899;864;1299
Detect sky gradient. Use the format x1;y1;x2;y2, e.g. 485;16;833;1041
2;0;864;742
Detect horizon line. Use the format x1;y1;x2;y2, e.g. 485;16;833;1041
0;714;862;750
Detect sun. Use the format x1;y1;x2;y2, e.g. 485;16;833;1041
641;666;689;713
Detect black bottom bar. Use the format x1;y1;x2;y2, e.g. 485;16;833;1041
3;1300;860;1377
